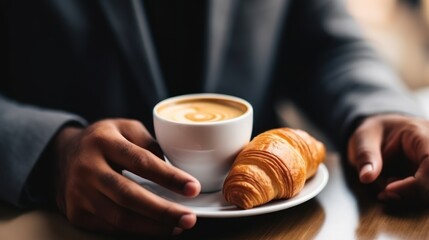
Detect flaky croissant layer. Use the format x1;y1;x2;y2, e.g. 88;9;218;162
222;128;326;209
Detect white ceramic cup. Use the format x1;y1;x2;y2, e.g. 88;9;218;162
153;93;253;192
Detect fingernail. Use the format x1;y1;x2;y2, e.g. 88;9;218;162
177;214;196;229
172;227;183;235
359;163;373;180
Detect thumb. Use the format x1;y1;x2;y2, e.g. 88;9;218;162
347;122;383;183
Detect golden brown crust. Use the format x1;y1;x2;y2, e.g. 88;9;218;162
222;128;326;209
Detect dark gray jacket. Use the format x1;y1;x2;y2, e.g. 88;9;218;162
0;0;421;207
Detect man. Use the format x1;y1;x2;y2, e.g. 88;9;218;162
1;0;428;236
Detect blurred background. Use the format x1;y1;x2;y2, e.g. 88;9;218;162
279;0;429;148
347;0;429;115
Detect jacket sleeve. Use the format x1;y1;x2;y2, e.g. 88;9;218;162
279;0;423;148
0;94;87;208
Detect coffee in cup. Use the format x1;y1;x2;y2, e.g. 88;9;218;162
153;93;253;192
156;98;247;123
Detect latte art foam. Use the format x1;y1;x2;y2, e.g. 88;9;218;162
157;99;246;123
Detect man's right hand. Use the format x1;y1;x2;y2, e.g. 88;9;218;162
52;119;201;236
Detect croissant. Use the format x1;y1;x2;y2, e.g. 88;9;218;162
222;127;326;209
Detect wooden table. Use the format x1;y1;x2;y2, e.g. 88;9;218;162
0;152;428;240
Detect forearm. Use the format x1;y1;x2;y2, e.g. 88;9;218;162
0;94;87;208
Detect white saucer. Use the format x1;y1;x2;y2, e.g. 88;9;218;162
123;164;328;218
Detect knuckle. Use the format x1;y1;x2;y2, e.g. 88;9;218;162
129;153;145;171
85;128;110;147
401;122;425;139
354;149;373;163
117;141;133;157
119;144;152;171
100;172;120;190
147;139;163;157
127;119;144;129
101;173;134;205
84;120;120;146
132;150;151;170
117;119;146;133
403;133;428;158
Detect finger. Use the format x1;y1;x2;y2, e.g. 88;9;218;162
414;156;429;202
348;122;383;183
400;126;429;166
104;135;200;197
114;119;164;159
94;164;197;230
91;120;200;196
378;177;415;202
86;190;188;236
379;174;429;204
415;156;429;186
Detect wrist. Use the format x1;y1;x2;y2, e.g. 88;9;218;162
52;126;84;161
19;123;84;209
52;124;84;213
